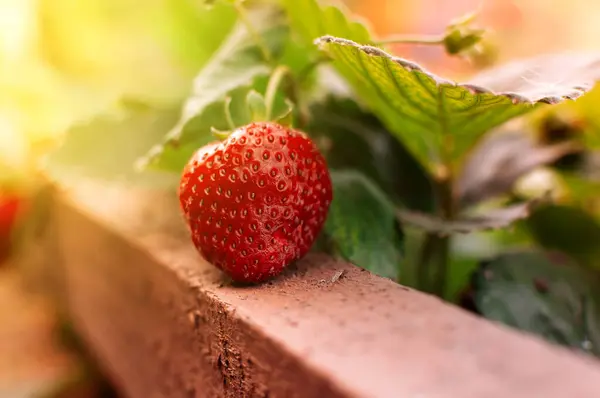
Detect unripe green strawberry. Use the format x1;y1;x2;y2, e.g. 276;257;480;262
178;122;332;283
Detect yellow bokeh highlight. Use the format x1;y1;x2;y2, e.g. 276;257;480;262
0;0;212;188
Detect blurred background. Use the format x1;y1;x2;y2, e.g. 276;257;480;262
1;0;600;396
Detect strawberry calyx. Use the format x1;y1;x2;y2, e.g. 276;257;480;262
210;65;296;142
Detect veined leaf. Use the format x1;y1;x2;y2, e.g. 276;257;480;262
472;250;600;357
139;6;288;171
316;36;600;174
324;170;403;280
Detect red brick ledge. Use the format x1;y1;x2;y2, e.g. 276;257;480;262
44;180;600;398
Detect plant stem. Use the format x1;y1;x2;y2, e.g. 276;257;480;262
416;231;436;290
430;173;454;296
416;173;454;297
223;97;236;131
416;87;456;297
264;65;290;121
264;65;310;128
233;0;273;64
375;34;445;46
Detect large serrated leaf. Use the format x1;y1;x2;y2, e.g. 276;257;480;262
138;7;288;171
472;250;600;357
323;170;403;280
316;36;600;174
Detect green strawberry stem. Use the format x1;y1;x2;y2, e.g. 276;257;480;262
265;65;291;121
375;34;445;46
269;64;312;128
414;175;454;296
223;96;236;130
412;88;457;298
375;8;482;53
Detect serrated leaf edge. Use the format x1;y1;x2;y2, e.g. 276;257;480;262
315;35;591;105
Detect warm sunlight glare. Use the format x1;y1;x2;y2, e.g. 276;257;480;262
0;0;38;183
0;0;36;64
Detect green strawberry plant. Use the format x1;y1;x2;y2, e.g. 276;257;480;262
47;0;600;356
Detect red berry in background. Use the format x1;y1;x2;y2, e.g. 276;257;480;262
178;122;333;283
0;194;21;263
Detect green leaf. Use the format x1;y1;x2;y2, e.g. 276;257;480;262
472;250;600;357
177;7;286;135
315;36;600;174
281;0;372;48
139;6;288;171
306;95;434;211
457;127;580;208
172;6;286;138
560;170;600;207
527;205;600;270
558;86;600;151
323;170;403;280
139;87;256;172
280;0;373;104
44;103;181;188
397;199;545;235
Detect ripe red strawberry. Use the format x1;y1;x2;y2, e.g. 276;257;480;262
178;122;332;283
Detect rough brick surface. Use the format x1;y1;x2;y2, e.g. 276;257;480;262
53;181;600;398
